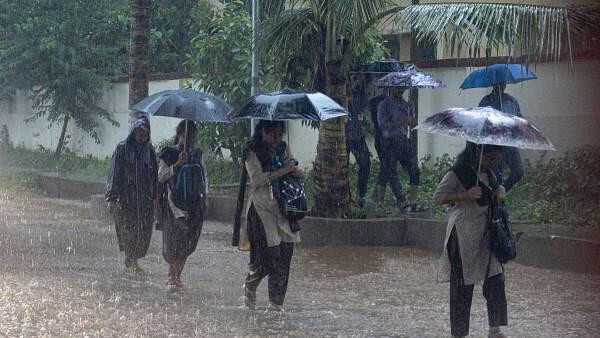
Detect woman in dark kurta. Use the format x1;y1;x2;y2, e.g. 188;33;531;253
157;120;206;289
105;116;158;273
433;142;508;338
235;120;302;312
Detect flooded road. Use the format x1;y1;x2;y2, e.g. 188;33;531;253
1;191;600;337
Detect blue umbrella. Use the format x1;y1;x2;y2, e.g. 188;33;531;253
460;64;537;89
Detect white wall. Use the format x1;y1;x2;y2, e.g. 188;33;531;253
1;59;599;167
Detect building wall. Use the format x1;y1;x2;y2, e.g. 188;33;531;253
1;62;599;167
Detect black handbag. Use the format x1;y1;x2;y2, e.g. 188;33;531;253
272;174;308;226
488;199;517;263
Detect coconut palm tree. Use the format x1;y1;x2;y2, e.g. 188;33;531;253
128;0;152;109
260;0;398;217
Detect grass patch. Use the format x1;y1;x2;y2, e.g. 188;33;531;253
2;143;599;226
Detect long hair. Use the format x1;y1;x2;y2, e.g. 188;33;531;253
173;120;197;145
249;120;285;169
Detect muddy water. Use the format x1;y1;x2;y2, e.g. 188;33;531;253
1;192;599;337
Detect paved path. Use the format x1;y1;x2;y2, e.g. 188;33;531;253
1;190;599;337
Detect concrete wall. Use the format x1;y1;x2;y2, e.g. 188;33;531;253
2;60;599;166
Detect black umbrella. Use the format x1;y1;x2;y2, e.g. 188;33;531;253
229;89;348;121
132;89;232;123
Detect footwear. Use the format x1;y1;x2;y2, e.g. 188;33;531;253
265;303;283;312
488;326;507;338
174;276;184;288
403;203;428;213
243;284;256;310
166;276;182;291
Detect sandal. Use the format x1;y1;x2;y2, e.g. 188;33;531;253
403;203;428;213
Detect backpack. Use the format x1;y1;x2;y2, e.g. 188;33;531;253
173;161;206;212
159;146;206;213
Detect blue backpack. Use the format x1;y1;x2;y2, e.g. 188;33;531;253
173;161;206;212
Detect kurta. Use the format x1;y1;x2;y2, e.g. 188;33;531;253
433;171;502;285
243;146;300;247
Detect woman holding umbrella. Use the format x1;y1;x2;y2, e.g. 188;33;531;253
157;120;207;290
417;105;555;338
235;120;302;312
433;142;508;338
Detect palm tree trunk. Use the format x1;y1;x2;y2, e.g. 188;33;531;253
128;0;151;109
312;15;351;218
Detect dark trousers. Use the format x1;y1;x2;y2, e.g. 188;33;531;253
494;147;524;192
245;204;294;306
347;137;371;198
377;136;421;203
447;228;508;337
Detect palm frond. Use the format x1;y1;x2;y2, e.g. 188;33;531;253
391;3;599;65
260;7;320;53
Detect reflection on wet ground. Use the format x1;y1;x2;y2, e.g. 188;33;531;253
1;192;600;337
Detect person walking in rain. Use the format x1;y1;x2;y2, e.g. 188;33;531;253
157;120;206;290
369;92;405;207
479;82;524;192
433;142;509;338
235;120;301;312
376;87;426;212
346;74;371;207
106;116;158;274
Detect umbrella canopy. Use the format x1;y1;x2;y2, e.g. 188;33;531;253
373;69;444;88
414;106;555;151
132;89;232;123
229;89;348;121
460;64;537;89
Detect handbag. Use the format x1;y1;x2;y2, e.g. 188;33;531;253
272;174;308;225
488;198;517;263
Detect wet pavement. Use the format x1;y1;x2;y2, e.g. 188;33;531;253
1;190;600;337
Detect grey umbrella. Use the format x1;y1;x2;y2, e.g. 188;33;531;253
132;89;232;123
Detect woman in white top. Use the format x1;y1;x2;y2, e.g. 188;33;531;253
433;142;508;338
234;120;302;312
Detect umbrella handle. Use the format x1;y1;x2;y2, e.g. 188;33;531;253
477;144;484;185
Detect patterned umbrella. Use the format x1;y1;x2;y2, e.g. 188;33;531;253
373;69;444;88
414;106;555;151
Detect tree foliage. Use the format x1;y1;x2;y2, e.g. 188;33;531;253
0;0;126;155
186;0;280;162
